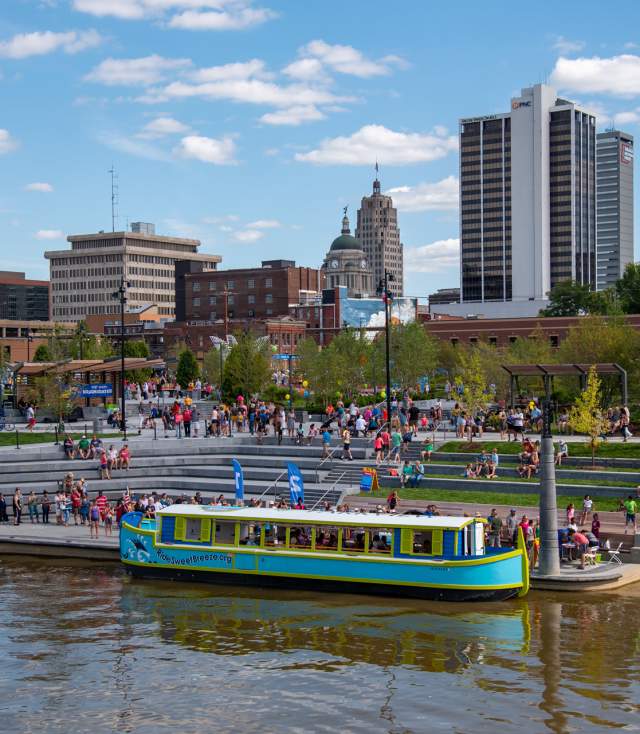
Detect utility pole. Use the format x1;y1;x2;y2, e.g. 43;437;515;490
108;165;119;232
538;381;560;576
112;277;129;440
378;270;394;428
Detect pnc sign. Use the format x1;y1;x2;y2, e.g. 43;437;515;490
511;100;532;110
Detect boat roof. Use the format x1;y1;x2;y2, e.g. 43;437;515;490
157;505;477;530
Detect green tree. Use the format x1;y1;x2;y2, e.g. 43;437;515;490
222;332;271;398
202;345;226;386
539;280;613;317
569;365;607;466
69;322;113;360
123;340;150;358
33;344;53;362
25;374;73;426
456;348;494;441
615;262;640;314
176;347;199;388
387;322;438;391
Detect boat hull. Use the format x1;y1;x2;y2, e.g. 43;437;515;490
124;562;521;602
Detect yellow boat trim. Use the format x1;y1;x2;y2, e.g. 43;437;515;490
122;558;523;591
516;526;530;597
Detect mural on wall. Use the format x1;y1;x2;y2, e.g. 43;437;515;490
339;288;417;335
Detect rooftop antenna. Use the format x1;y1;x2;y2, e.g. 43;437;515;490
108;164;119;232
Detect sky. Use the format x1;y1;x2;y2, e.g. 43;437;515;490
1;0;640;300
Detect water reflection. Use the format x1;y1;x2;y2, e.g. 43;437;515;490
0;560;638;734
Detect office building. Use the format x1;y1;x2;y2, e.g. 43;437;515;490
180;259;324;325
322;211;374;297
355;172;404;295
596;130;634;290
435;84;597;318
131;222;156;235
0;271;49;321
45;225;220;321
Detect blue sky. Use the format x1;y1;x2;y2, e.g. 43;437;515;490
1;0;639;299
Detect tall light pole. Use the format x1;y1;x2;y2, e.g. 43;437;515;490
112;277;129;440
377;270;394;428
26;328;33;362
538;388;560;576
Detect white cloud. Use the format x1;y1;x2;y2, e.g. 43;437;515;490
614;108;640;125
74;0;276;30
189;59;271;82
551;54;640;96
25;182;54;192
36;229;64;240
0;129;18;154
233;229;263;242
386;176;459;212
85;55;191;85
295;125;458;166
260;105;325;126
282;57;327;82
624;42;639;50
0;29;102;59
169;6;276;30
174;134;237;164
138;116;190;138
97;132;172;161
245;219;280;228
404;238;460;274
552;36;585;55
298;40;402;78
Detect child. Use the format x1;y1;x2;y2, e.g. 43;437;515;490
421;439;434;463
89;500;100;539
104;504;114;537
463;463;477;479
99;450;109;480
296;423;305;445
591;512;601;540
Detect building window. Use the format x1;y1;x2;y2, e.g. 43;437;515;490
247;279;255;288
248;295;255;304
248;309;255;317
488;337;498;347
192;282;201;292
469;337;478;345
450;338;458;347
549;335;559;348
509;336;517;344
266;309;272;316
209;296;217;305
227;280;235;289
227;295;234;305
265;278;272;288
192;297;200;307
208;281;216;290
265;294;273;304
210;312;216;320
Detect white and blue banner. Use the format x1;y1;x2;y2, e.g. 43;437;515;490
232;459;244;503
287;462;304;506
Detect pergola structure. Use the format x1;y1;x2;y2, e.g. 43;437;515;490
502;363;628;407
14;358;165;404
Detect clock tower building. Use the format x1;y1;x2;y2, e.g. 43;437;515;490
322;210;373;297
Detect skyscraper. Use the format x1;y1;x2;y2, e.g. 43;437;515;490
436;84;597;318
355;170;404;295
596;130;634;290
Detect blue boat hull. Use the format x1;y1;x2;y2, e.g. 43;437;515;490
125;562;521;602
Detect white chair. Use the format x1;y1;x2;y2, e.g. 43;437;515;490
582;548;598;566
606;542;624;565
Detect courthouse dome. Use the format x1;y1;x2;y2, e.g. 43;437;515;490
330;211;362;251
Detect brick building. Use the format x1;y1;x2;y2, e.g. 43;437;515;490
181;259;324;326
0;272;49;321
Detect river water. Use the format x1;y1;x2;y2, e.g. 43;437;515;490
0;560;638;734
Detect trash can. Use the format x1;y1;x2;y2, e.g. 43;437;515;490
92;418;104;434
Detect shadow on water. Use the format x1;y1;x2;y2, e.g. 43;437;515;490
0;559;639;734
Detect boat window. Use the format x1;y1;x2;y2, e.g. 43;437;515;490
173;516;211;543
413;531;433;555
341;527;367;553
288;525;313;549
214;520;237;546
239;523;261;546
185;518;202;541
263;523;287;547
314;527;339;552
368;529;392;554
407;529;443;556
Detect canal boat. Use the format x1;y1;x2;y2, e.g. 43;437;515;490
120;506;529;602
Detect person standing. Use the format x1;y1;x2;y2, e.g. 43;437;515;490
321;428;332;459
341;427;353;461
623;495;637;534
13;488;22;526
27;490;39;524
487;509;503;548
41;491;51;524
183;405;192;437
580;495;593;525
0;493;8;522
89;500;100;539
506;508;518;546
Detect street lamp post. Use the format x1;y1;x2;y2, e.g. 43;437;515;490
26;329;33;362
377;270;394;428
112;278;129;440
538;382;560;577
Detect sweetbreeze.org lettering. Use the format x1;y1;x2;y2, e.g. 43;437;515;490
156;549;232;566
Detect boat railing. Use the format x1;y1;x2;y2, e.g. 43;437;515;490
309;471;347;511
256;469;287;505
314;445;341;483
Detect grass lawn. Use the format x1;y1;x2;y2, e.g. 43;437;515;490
0;432;122;447
420;471;637;490
363;487;623;512
438;440;640;459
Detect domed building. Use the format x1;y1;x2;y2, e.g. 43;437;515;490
322;209;374;297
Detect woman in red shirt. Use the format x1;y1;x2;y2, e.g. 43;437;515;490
71;485;82;526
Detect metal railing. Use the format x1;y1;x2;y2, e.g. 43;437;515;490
310;471;347;511
256;469;287;505
314;446;341;483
